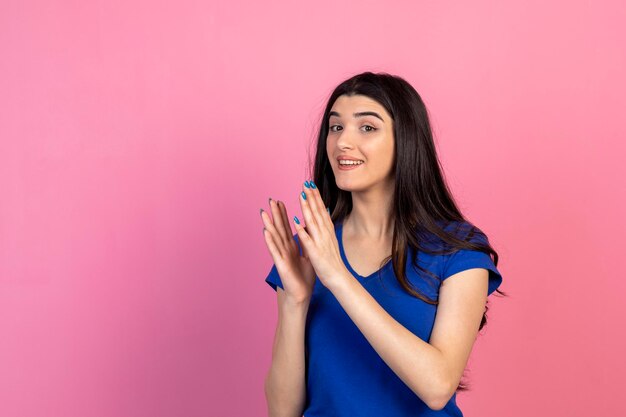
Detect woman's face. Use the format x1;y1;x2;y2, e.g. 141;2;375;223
326;94;395;192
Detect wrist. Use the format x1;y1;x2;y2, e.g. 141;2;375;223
282;294;311;309
325;268;356;294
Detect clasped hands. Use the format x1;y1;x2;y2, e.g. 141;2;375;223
261;180;351;299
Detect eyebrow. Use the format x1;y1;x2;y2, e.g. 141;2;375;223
329;111;385;123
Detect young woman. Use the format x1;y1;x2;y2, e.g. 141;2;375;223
260;71;506;417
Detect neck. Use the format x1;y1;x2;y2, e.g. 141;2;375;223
344;182;394;240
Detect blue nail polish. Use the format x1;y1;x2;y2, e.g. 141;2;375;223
310;181;317;189
294;216;300;224
326;207;330;213
304;181;310;188
301;191;307;200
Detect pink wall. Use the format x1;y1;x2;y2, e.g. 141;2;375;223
1;1;624;416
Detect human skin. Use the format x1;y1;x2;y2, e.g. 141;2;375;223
290;94;490;410
261;198;313;417
263;94;490;412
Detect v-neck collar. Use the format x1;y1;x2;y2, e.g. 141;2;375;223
337;220;391;280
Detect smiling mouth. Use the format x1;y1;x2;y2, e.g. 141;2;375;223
337;161;364;170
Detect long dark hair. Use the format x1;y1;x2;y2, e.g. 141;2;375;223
306;71;508;392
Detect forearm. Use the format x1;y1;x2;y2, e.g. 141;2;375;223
327;273;450;410
264;296;309;417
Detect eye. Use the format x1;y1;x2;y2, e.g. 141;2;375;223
329;124;376;133
362;125;376;132
329;124;342;132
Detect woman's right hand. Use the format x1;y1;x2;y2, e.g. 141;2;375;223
261;198;316;304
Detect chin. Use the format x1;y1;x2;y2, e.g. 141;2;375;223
335;178;367;192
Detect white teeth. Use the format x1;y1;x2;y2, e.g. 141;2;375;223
339;160;364;165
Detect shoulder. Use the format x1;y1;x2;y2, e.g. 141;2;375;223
439;219;481;236
417;219;486;251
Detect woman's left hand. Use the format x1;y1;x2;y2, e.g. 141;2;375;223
293;180;350;290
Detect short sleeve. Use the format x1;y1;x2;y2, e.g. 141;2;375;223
265;263;284;292
441;223;503;296
263;232;302;293
443;249;503;295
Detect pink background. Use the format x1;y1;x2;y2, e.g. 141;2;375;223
1;1;624;416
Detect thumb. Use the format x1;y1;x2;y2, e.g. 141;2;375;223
293;224;309;260
293;215;313;258
301;240;311;260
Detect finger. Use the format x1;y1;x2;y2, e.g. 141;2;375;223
268;198;288;247
299;186;320;241
262;227;284;263
300;240;310;260
293;214;313;255
302;181;329;236
302;181;324;221
277;200;293;240
277;200;298;252
280;200;309;259
261;209;287;256
307;180;334;229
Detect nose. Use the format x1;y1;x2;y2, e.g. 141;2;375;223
335;127;355;150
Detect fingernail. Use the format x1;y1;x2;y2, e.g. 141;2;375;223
294;216;300;224
301;191;307;200
304;181;310;188
262;227;266;234
326;207;330;213
310;180;317;189
268;197;272;205
260;208;263;216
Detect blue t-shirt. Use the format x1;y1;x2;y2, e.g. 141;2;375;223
264;219;503;417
